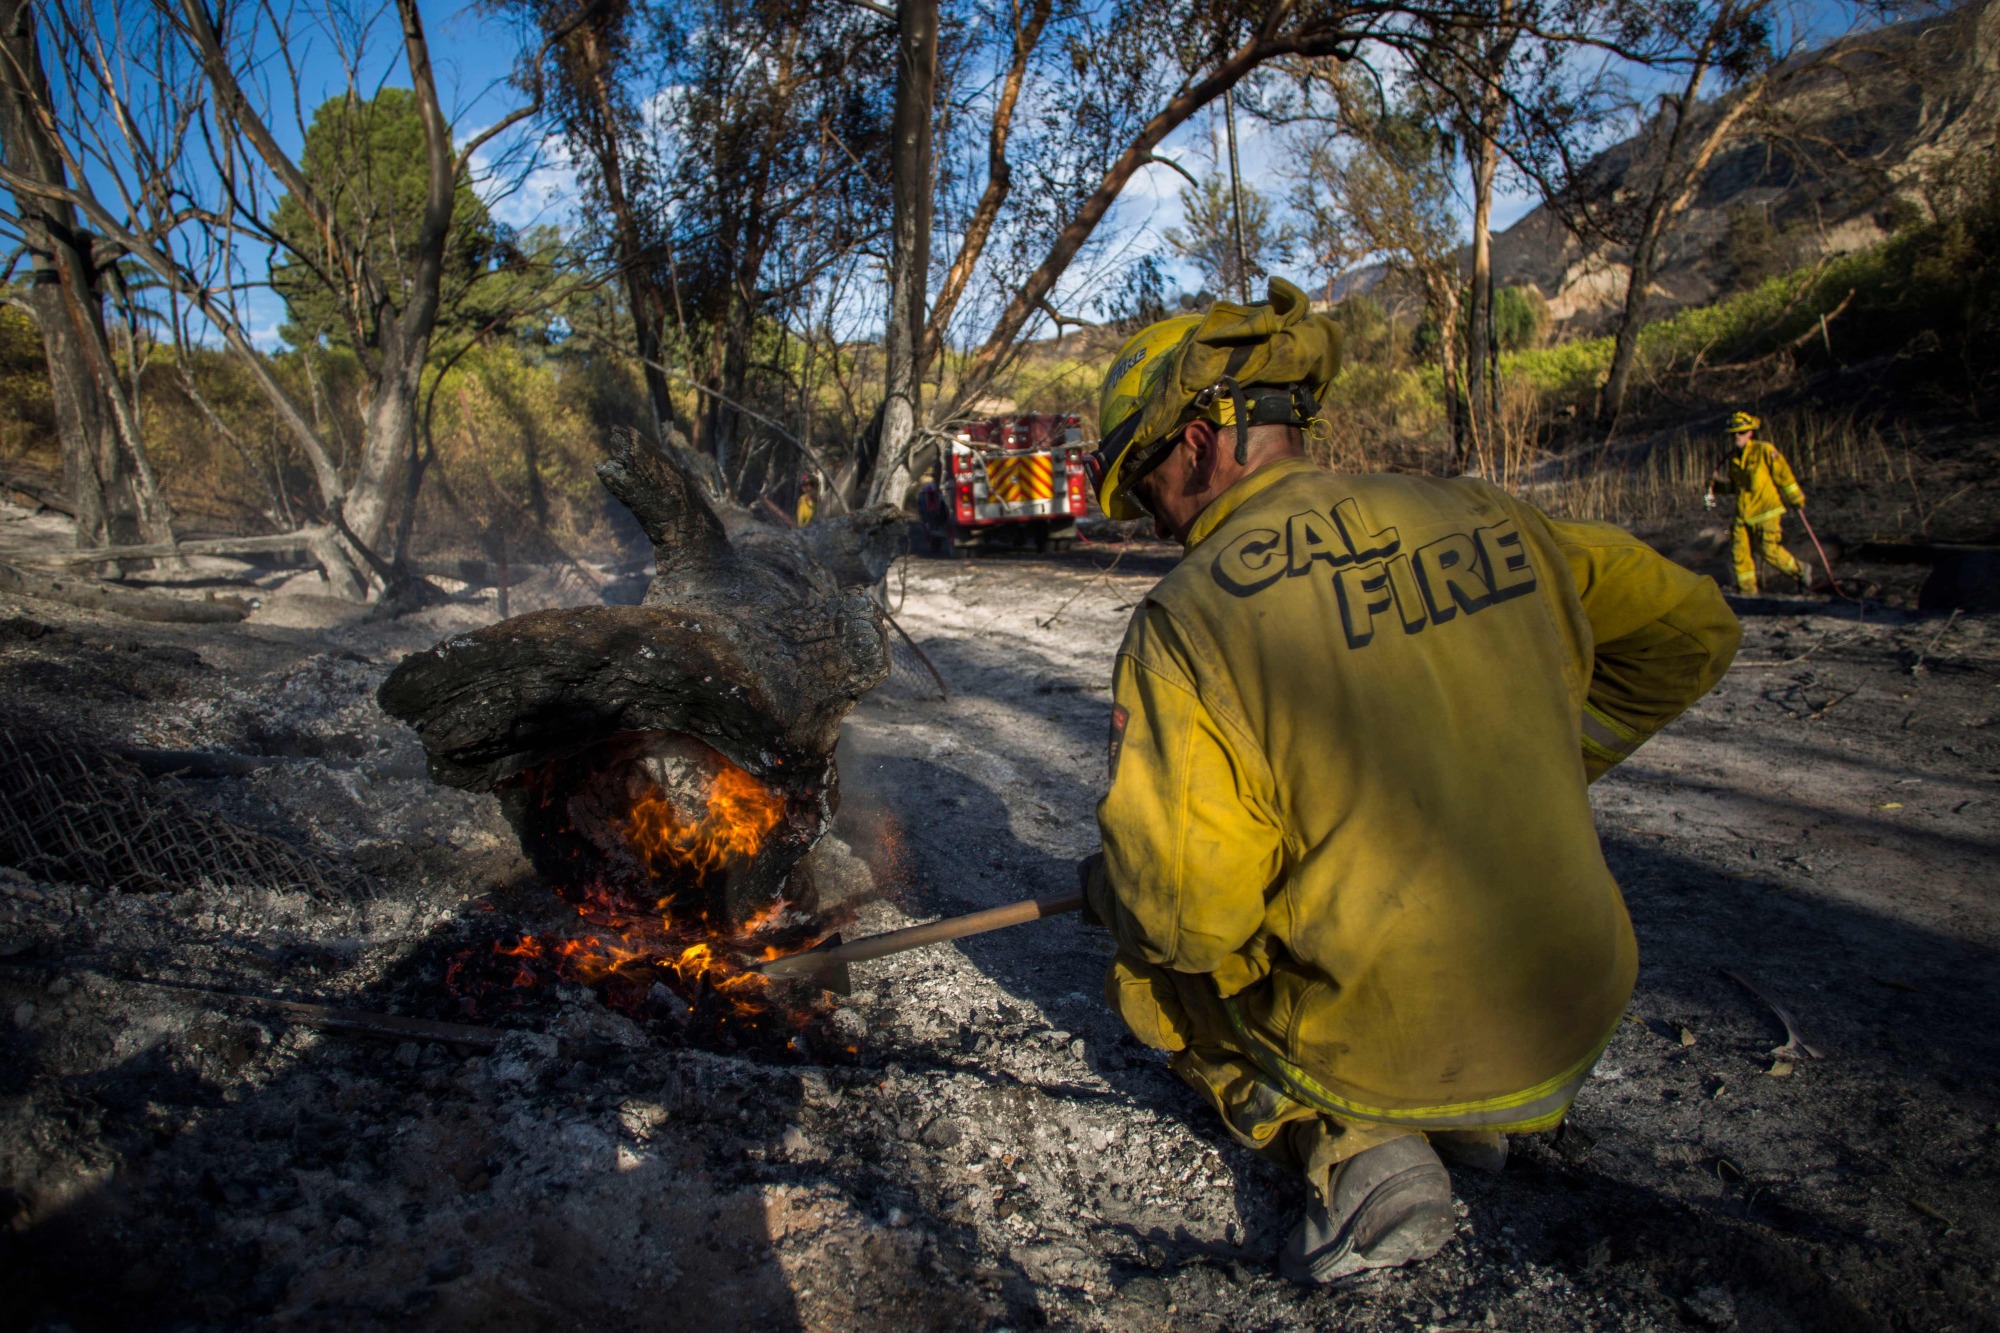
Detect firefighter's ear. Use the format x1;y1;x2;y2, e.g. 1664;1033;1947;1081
1181;419;1221;488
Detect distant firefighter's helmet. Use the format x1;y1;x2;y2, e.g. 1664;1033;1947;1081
1728;411;1761;435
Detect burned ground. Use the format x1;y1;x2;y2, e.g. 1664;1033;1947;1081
0;515;1997;1332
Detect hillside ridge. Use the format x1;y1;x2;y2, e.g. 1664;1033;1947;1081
1492;0;1999;329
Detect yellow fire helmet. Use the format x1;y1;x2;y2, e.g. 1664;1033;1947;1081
1088;279;1341;521
1728;411;1762;435
1091;314;1200;520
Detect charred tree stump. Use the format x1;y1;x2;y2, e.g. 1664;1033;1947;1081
379;437;903;926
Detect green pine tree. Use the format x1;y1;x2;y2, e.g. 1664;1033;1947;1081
270;89;502;350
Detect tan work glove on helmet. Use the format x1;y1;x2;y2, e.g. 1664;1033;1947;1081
1090;278;1342;521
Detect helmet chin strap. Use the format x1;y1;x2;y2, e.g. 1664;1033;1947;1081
1193;377;1320;466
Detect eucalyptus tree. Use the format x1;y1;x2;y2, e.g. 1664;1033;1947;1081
518;0;895;491
1404;0;1527;457
1592;0;1787;426
519;0;1690;507
1292;90;1472;452
507;0;680;448
932;0;1678;419
1512;0;1895;427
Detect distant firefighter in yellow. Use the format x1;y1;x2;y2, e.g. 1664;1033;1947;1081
1706;412;1812;594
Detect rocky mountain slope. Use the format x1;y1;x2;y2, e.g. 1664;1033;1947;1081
1494;0;2000;329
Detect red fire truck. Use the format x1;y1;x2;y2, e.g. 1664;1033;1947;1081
940;413;1089;554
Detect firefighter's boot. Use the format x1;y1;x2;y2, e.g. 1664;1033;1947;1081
1280;1134;1456;1285
1429;1129;1509;1175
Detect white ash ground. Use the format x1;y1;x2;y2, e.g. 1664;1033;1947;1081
1;518;1997;1331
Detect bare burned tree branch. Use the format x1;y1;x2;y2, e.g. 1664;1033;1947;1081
0;0;579;597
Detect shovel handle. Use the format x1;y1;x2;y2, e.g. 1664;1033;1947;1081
810;891;1085;967
1795;509;1849;601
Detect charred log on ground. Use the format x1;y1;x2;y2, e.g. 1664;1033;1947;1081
378;437;902;926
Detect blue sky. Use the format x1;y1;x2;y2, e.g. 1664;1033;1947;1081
226;0;1553;346
229;0;1879;346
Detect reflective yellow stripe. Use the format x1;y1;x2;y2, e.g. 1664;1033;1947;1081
1580;704;1644;766
1220;999;1612;1132
1741;507;1784;525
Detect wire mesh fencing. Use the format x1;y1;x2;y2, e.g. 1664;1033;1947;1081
878;629;949;701
0;715;356;897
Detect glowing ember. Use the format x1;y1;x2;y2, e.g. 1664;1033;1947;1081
479;882;792;1021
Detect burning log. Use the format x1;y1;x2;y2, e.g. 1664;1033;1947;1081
379;436;903;934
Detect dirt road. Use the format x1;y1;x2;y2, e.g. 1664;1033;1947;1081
2;529;1996;1331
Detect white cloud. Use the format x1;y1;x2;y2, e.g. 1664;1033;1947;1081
464;126;581;231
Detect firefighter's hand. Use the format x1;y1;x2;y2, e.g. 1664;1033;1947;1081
1077;852;1111;929
1703;491;1716;511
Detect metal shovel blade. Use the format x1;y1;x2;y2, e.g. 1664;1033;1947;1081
751;932;853;996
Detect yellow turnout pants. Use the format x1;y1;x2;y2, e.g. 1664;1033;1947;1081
1109;956;1421;1199
1731;516;1800;593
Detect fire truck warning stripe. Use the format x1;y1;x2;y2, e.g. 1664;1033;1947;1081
985;455;1055;503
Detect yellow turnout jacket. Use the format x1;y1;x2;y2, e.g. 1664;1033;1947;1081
1093;458;1738;1129
1724;440;1804;525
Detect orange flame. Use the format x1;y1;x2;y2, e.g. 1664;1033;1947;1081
620;762;786;879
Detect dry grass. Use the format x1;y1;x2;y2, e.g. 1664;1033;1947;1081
1502;407;1908;527
1460;377;1547;491
1312;363;1449;474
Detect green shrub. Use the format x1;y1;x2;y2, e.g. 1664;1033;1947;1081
1634;153;1999;386
1504;338;1611;399
1493;285;1548;351
0;305;52;467
1714;202;1802;290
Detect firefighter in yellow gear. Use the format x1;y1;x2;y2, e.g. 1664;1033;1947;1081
795;476;818;528
1706;412;1811;594
1080;280;1740;1285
